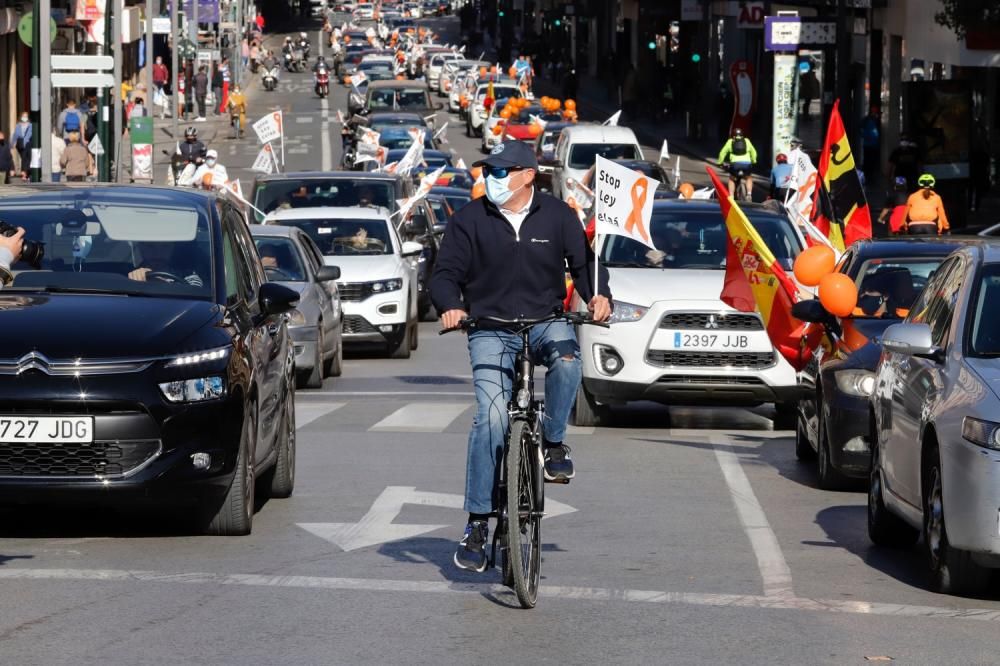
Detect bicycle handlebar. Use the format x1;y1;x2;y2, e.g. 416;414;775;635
439;311;610;335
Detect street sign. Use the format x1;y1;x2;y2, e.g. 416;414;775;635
151;17;171;34
765;16;836;51
51;54;114;70
772;54;799;167
51;72;115;88
87;135;105;156
17;13;57;47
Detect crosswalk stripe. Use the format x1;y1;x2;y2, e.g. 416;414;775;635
369;402;470;433
296;402;346;429
295;116;314;124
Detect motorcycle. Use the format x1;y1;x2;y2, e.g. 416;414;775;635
292;48;305;72
315;67;330;98
283;51;295;72
263;67;279;91
298;39;311;60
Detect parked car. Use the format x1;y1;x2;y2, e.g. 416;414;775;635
793;238;977;489
251;224;345;388
551;124;643;201
0;185;300;535
261;206;424;357
572;200;805;427
868;240;1000;595
250;171;412;223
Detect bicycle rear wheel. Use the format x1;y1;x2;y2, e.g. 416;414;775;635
505;419;541;608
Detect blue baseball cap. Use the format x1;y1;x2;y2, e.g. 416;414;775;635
473;140;538;171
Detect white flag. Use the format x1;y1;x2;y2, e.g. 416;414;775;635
785;148;818;226
396;166;446;219
455;157;467;170
673;156;681;189
690;187;714;200
224;179;243;198
253;111;283;145
252;144;275;174
433;121;448;141
349;71;368;90
394;131;425;177
593;155;658;250
658;140;669;163
336;109;346;124
528;114;547;130
603;110;622;126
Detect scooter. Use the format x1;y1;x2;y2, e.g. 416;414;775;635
292;48;305;72
315;67;330;98
283;51;295;72
263;67;279;91
298;38;311;60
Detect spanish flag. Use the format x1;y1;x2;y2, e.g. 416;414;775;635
812;100;871;249
708;168;816;371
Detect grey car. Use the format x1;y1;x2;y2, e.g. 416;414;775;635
251;225;344;389
870;240;1000;595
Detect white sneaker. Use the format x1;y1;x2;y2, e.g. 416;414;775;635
195;117;206;122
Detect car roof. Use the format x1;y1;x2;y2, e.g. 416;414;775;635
560;124;639;143
848;236;987;260
249;224;305;239
368;111;427;122
367;80;430;90
263;206;390;221
253;170;398;183
650;199;790;218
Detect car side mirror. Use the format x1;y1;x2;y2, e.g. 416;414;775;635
882;322;943;362
401;240;424;257
258;282;300;316
316;265;340;281
432;223;446;234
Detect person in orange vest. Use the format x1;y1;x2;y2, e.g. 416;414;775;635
905;173;949;235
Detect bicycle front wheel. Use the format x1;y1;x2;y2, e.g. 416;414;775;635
505;419;541;608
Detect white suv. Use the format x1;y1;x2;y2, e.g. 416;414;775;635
264;206;423;358
573;200;805;426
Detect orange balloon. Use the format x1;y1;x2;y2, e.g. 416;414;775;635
499;107;513;119
818;273;858;318
793;245;837;287
528;124;542;137
472;181;486;199
491;124;504;135
678;183;694;199
508;66;517;77
479;66;487;77
565;99;576;111
490;65;497;74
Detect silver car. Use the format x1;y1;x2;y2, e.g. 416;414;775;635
251;225;344;389
870;240;1000;595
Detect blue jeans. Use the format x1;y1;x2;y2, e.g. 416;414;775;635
464;321;582;514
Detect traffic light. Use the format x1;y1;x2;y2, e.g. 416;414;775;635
498;9;505;16
691;53;701;63
647;41;656;50
553;18;560;26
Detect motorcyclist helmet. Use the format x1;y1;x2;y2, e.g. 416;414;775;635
284;36;292;43
918;173;936;188
775;153;787;164
184;127;198;140
300;32;307;39
732;128;744;139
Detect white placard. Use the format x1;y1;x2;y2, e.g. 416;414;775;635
252;111;283;145
594;155;658;250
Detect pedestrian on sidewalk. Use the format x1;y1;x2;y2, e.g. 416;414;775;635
904;174;949;236
241;38;250;71
0;132;15;184
255;12;264;33
51;132;66;183
194;66;209;121
57;100;86;141
211;64;224;116
770;153;793;203
60;132;93;182
11;111;32;180
878;177;909;236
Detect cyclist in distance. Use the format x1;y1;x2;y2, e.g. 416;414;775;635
429;140;612;572
718;127;757;199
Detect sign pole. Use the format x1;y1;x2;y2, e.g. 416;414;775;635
592;232;600;307
112;0;124;183
171;0;179;153
39;0;52;182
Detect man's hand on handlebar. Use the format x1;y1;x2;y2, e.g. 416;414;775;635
440;308;468;331
588;295;612;322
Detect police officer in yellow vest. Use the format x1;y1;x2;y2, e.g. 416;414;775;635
717;128;758;200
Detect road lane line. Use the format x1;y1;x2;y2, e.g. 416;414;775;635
319;29;332;170
296;402;345;428
305;391;472;397
4;568;1000;622
710;433;794;599
369;402;470;432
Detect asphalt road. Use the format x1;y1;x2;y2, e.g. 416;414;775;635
4;17;1000;666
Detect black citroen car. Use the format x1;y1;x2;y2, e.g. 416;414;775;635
0;185;300;535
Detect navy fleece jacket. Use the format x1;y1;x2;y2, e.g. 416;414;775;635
429;191;611;321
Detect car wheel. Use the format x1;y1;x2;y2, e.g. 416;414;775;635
301;330;324;389
573;384;611;427
466;120;473;138
773;402;797;430
390;323;412;359
924;445;991;595
817;413;848;490
269;386;296;498
326;336;343;377
202;404;256;536
867;438;918;547
794;412;816;462
409;320;419;350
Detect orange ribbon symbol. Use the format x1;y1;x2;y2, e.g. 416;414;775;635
624;177;650;242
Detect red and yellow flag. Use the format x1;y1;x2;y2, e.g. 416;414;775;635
708;168;816;371
812;99;871;250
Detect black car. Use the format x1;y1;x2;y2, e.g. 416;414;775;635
793;237;980;489
0;185;300;534
429;186;471;214
250;171;413;223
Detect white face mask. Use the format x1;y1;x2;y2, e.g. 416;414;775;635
206;158;217;167
484;173;513;206
20;116;28;123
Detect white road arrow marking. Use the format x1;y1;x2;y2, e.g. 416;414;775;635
298;486;576;551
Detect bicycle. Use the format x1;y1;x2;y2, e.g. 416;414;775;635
441;310;609;608
726;163;752;203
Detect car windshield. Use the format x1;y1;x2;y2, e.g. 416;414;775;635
627;163;665;182
279;218;393;256
379;130;433;150
968;263;1000;356
253;178;396;221
0;191;213;299
254;237;307;282
369;117;423;131
397;89;429;108
852;258;941;319
359;61;393;73
479;86;519;101
600;210;800;271
569;143;640;169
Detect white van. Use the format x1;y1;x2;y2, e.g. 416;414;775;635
551;125;643;201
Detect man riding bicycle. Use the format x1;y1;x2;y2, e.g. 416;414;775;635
430;140;612;572
718;128;757;199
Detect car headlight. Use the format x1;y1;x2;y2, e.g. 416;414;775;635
834;369;876;397
609;301;648;324
165;346;230;368
371;278;403;292
286;308;307;326
159;376;225;403
962;417;1000;451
